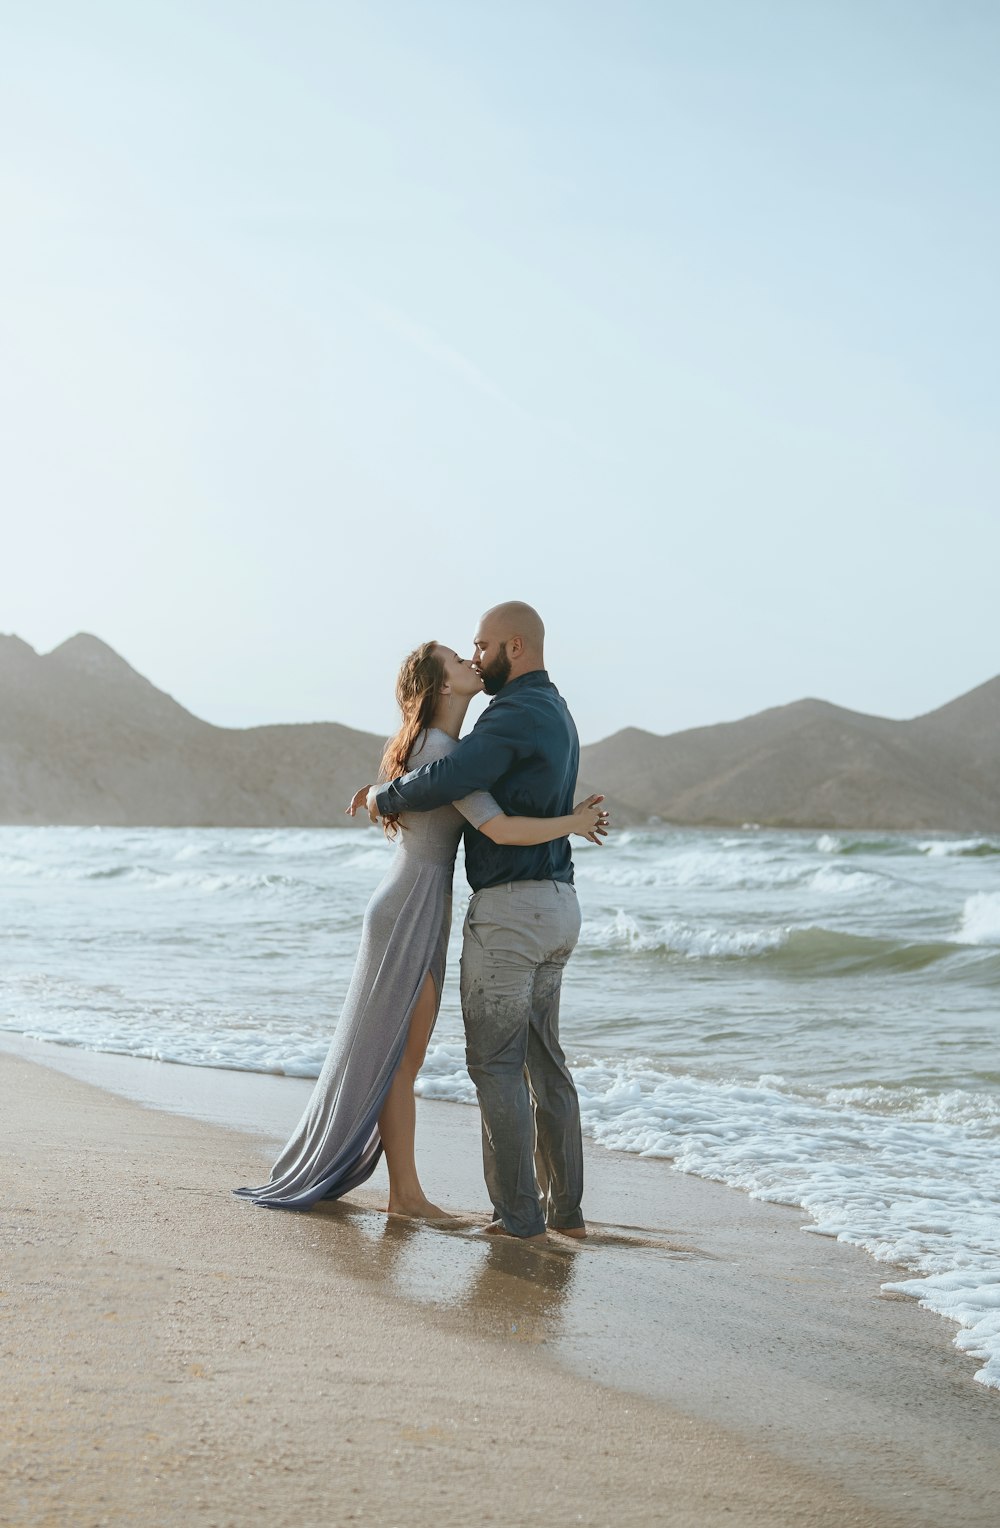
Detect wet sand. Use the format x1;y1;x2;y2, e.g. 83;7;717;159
2;1037;998;1527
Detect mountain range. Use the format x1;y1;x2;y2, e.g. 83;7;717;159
2;633;998;832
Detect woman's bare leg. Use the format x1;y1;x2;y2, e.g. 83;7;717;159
378;972;449;1219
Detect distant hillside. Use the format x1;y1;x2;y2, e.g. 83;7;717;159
0;634;385;827
575;677;1000;832
2;633;998;831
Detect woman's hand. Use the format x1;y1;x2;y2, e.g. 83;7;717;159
571;794;610;845
345;786;373;818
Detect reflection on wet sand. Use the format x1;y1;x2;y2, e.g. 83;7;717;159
306;1198;710;1364
309;1204;581;1348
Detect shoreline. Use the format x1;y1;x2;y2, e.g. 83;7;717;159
2;1035;998;1526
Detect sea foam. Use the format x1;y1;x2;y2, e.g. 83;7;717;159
580;910;786;959
957;893;1000;946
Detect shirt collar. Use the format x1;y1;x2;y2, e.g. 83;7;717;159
497;669;550;697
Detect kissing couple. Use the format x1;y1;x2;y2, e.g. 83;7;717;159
235;601;609;1241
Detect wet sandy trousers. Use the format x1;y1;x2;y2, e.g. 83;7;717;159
460;880;584;1238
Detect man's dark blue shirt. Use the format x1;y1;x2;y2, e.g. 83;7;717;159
374;670;580;892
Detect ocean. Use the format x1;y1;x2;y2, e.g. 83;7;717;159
2;822;998;1390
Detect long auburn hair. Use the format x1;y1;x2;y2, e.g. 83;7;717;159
378;640;447;837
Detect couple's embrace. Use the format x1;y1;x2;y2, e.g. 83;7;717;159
235;602;609;1241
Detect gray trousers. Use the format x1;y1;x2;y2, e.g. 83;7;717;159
460;879;584;1238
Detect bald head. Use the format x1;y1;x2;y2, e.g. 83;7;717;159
481;601;545;652
473;601;546;694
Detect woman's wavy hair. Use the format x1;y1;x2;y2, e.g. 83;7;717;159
378;640;446;837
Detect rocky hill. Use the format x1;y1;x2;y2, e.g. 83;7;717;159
0;634;384;827
574;679;1000;831
2;633;997;831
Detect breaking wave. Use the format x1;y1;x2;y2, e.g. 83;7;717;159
579;912;994;976
818;833;1000;859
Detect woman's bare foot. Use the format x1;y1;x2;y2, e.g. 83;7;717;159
551;1224;587;1239
386;1197;453;1222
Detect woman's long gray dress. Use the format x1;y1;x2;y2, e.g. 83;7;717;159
234;729;497;1210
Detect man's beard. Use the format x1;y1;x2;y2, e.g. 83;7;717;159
479;643;512;695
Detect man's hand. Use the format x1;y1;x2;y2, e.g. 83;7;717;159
571;793;611;845
345;785;375;821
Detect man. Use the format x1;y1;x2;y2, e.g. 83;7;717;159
370;602;608;1241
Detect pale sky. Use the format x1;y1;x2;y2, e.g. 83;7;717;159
2;1;997;743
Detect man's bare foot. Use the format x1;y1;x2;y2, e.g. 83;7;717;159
551;1225;587;1239
481;1222;547;1243
386;1197;452;1221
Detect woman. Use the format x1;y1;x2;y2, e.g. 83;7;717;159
234;641;605;1219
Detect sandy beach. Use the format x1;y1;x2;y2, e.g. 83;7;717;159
2;1040;998;1527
